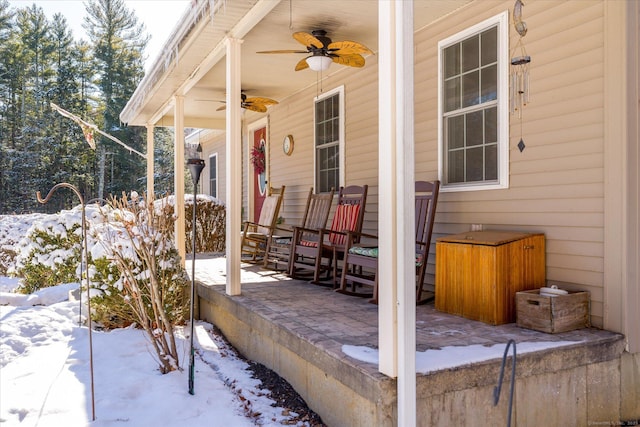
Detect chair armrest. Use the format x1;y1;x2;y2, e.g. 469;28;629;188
274;224;294;234
341;230;378;251
245;220;276;232
348;231;378;241
292;225;321;234
242;221;257;233
291;225;321;245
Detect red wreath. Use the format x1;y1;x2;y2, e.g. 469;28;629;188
250;145;266;175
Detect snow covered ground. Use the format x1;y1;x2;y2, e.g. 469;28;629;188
0;276;306;427
1;210;580;426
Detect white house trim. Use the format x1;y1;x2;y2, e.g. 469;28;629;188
379;1;417;426
436;10;509;192
225;37;243;296
145;123;155;198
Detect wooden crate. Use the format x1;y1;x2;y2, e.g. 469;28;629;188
435;231;546;325
516;289;590;333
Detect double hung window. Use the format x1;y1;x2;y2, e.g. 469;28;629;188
439;12;509;190
314;86;344;193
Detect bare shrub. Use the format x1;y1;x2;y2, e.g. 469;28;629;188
90;194;188;374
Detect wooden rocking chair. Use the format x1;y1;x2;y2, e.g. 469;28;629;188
337;180;440;304
263;188;334;271
241;185;285;263
289;184;368;286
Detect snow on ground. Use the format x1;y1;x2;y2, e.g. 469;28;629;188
0;277;306;427
1;211;581;426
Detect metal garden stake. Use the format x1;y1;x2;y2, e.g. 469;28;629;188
187;153;205;395
37;183;96;421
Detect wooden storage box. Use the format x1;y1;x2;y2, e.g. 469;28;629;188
516;289;590;333
435;231;546;325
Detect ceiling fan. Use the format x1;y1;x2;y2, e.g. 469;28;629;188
216;93;279;113
257;29;373;72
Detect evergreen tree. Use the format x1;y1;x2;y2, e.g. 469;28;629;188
84;0;148;199
8;5;55;213
153;127;175;195
48;14;98;210
0;0;14;212
0;1;175;214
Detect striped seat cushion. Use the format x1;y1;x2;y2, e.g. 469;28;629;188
328;204;361;245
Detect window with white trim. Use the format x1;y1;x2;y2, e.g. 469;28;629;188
314;86;344;193
438;12;509;191
208;153;218;198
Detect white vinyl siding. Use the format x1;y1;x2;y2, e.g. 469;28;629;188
418;1;606;327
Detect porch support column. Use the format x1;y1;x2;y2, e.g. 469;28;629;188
603;0;640;352
378;1;416;426
174;95;186;266
146;123;155;199
225;37;243;296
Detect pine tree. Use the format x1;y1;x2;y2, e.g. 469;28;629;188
0;0;14;213
8;5;55;213
0;1;176;214
48;14;98;210
84;0;148;199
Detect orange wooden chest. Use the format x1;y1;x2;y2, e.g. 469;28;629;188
435;231;546;325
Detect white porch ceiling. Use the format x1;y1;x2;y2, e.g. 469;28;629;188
120;0;471;129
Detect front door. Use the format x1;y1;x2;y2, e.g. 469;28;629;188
252;126;268;222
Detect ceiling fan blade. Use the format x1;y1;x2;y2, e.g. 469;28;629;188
328;40;373;56
293;31;324;49
245;97;278;106
332;54;366;68
216;105;226;111
295;57;310;71
256;49;309;54
244;103;268;113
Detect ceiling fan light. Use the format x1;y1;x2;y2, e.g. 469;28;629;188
306;55;332;71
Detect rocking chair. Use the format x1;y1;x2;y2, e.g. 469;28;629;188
289;184;368;286
263;187;334;271
337;180;440;304
241;185;285;263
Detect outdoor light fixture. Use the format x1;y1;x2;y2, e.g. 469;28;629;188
306;55;332;72
187;143;205;396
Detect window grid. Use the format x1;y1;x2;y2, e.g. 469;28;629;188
440;18;505;189
315;93;340;193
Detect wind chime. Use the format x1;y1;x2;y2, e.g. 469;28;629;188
510;0;531;152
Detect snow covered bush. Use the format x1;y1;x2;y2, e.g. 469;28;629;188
11;210;85;294
89;193;189;373
4;193;225;373
0;214;49;276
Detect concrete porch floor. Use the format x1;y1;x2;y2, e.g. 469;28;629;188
190;255;629;426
